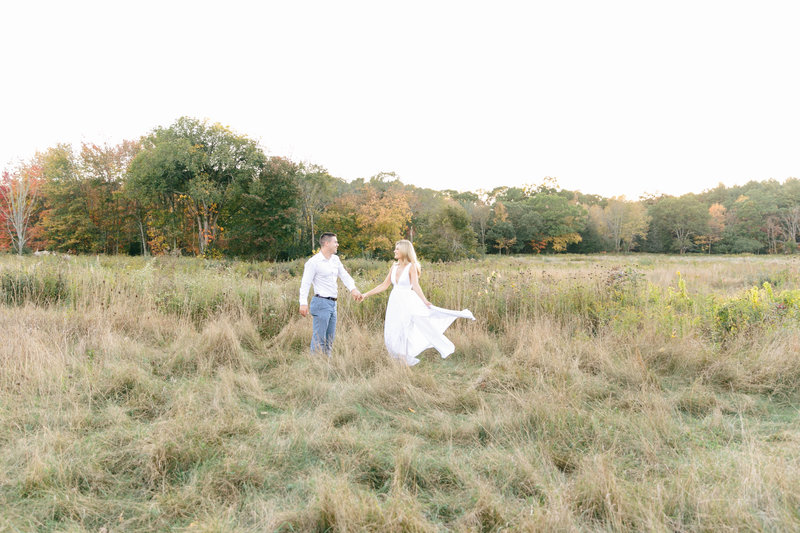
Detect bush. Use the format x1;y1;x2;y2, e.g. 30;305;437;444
0;269;68;306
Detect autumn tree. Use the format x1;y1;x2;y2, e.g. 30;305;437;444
695;203;726;253
588;197;650;252
0;166;41;254
33;142;141;254
356;187;412;257
318;184;412;258
79;141;141;254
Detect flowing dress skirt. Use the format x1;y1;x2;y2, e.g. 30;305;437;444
384;286;475;366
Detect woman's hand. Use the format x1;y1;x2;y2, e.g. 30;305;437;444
423;299;432;308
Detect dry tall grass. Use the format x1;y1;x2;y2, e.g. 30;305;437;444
1;253;799;532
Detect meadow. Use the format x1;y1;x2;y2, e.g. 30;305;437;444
1;252;799;532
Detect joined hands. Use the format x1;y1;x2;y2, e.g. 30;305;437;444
300;290;364;316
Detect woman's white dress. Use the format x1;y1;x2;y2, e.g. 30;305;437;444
384;263;475;366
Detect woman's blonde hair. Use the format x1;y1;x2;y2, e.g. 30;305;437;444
395;240;421;275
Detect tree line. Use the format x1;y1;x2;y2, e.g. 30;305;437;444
2;117;800;260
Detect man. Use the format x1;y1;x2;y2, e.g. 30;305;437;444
299;232;363;354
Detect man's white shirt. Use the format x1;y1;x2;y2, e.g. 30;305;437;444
299;252;356;304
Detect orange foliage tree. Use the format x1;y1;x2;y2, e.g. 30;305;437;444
696;203;726;253
0;165;42;254
318;185;412;258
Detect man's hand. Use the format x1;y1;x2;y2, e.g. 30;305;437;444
351;289;363;302
299;304;309;317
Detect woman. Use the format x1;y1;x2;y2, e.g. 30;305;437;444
362;240;475;366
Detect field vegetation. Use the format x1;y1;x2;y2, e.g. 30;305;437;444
1;253;799;531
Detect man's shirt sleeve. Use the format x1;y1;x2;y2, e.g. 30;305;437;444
299;258;315;304
337;257;357;292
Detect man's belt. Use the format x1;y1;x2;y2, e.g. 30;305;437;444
314;295;337;301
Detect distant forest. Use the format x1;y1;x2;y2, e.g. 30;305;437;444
2;117;799;260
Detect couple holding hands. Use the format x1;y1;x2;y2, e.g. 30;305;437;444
299;233;475;366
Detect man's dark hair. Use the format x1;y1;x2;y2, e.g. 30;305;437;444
320;233;337;247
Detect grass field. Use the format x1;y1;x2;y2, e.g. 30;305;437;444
1;253;799;532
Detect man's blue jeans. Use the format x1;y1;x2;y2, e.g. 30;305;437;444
309;296;337;354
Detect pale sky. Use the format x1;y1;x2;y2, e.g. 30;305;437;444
1;0;798;199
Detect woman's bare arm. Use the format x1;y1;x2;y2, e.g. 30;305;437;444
409;267;432;307
362;269;393;299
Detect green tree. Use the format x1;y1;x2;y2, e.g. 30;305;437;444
37;144;103;253
506;194;586;253
415;202;478;261
468;202;491;254
440;189;492;254
721;194;773;254
647;196;709;254
406;186;446;245
776;178;800;253
225;157;302;259
127;117;267;255
297;164;341;254
487;201;516;254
